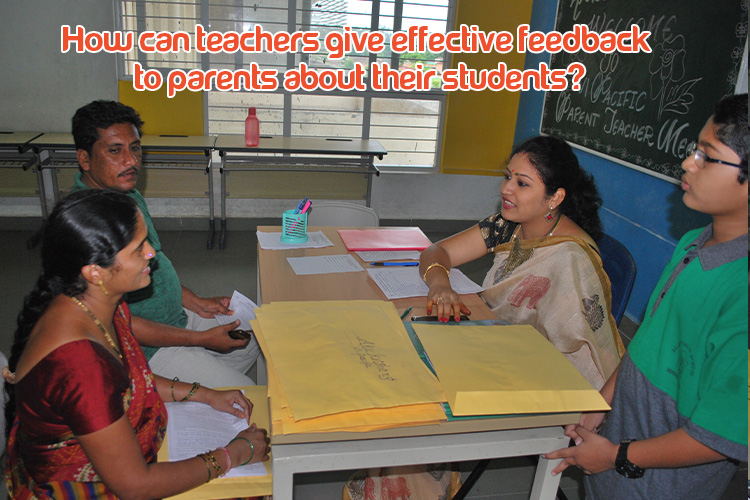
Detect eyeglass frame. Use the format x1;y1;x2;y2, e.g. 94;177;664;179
684;141;746;169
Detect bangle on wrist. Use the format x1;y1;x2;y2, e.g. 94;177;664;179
171;377;179;402
423;262;450;283
182;382;200;401
230;436;255;466
197;453;212;483
217;446;232;474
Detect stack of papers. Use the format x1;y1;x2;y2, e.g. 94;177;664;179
251;301;447;434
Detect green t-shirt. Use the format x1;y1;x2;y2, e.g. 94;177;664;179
71;174;187;359
628;226;748;446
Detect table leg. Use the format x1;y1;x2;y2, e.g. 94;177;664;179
530;455;563;500
207;218;215;250
219;219;227;250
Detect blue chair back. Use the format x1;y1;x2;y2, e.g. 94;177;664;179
597;234;637;325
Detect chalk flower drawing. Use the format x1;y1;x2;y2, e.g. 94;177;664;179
648;35;700;119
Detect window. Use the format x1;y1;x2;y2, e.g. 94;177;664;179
117;0;454;169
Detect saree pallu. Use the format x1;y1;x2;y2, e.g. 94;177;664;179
6;302;167;499
481;236;625;390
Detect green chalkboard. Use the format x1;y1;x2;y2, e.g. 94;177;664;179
541;1;747;181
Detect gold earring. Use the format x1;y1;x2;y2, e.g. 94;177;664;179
98;280;109;296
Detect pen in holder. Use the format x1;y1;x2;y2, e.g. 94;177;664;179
281;209;308;243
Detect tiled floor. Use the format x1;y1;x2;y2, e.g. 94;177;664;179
1;225;745;500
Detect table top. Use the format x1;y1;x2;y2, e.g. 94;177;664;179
257;226;495;320
215;134;387;157
0;131;43;150
257;226;579;444
29;133;75;150
141;134;217;151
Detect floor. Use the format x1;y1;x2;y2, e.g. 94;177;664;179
0;223;745;500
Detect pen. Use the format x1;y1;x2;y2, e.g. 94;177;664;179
370;262;419;266
400;306;413;320
299;200;312;214
293;197;308;214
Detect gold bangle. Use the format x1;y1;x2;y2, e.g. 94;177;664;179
197;453;212;483
423;262;450;283
230;436;255;466
182;382;200;402
171;377;179;402
205;450;225;477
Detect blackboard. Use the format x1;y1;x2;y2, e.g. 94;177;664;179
541;0;747;182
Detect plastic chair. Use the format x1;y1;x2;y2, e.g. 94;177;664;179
306;201;379;227
597;233;637;325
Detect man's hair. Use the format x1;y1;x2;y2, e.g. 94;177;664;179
72;100;144;154
712;93;748;184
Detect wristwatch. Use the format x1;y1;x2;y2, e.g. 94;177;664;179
615;439;645;478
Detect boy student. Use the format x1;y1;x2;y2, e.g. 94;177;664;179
545;93;748;499
70;100;261;388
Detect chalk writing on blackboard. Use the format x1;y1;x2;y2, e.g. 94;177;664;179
542;2;746;181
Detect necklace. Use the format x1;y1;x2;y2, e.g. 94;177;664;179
70;296;122;359
502;216;563;276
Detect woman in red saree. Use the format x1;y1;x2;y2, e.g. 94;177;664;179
4;190;270;499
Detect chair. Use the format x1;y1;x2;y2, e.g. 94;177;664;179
306;201;379;227
597;233;637;325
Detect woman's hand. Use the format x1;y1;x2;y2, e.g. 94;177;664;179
427;284;471;322
226;423;271;465
200;388;254;421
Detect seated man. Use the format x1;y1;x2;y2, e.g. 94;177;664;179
70;99;260;388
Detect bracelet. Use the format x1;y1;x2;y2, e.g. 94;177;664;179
204;450;225;477
217;446;232;474
182;382;200;402
422;262;450;283
171;377;179;402
197;453;212;483
230;436;255;466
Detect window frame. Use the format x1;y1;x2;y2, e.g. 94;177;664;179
115;0;456;173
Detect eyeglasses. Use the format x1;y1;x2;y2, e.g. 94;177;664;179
684;142;746;169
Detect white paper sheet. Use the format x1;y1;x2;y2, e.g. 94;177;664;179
355;250;421;262
165;401;267;478
256;230;334;250
215;290;258;330
286;254;364;275
367;267;484;299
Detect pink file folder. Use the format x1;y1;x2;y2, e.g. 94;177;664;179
338;228;432;251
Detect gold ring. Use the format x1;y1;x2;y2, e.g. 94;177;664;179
436;297;443;303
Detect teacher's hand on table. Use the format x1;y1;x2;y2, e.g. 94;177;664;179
543;426;617;476
201;387;254;421
427;284;471;322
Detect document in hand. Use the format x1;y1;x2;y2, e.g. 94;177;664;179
157;385;271;500
414;324;610;416
252;300;447;432
338;227;432;251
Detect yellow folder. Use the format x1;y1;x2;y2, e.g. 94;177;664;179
414;324;610;416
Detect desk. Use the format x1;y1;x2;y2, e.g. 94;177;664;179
215;135;387;249
256;226;570;500
29;134;218;248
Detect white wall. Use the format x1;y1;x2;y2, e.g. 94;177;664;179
0;0;118;132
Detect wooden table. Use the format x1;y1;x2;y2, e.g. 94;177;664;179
256;226;570;500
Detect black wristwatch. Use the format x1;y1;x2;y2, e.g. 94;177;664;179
615;439;645;478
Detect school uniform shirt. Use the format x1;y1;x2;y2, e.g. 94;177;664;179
586;225;748;500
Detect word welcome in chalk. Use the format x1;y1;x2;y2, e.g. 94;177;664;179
61;23;651;96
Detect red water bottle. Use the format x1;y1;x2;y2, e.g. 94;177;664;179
244;107;260;147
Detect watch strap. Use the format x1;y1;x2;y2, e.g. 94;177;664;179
615;439;645;479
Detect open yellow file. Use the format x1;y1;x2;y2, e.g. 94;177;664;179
414;324;610;416
252;301;447;433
